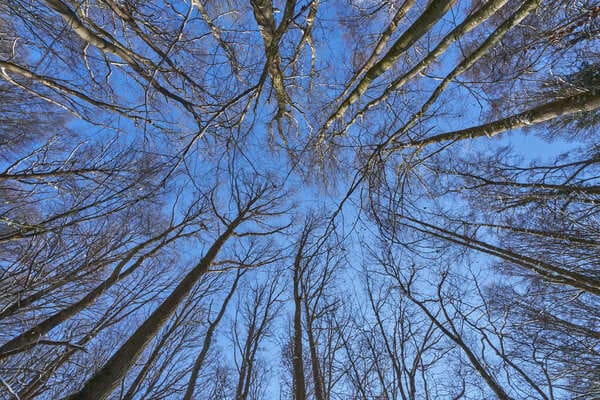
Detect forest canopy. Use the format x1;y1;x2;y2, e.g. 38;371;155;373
0;0;599;399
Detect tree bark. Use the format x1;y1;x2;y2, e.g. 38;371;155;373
396;90;600;149
324;0;458;130
61;216;244;400
182;270;243;400
0;226;181;359
292;247;307;400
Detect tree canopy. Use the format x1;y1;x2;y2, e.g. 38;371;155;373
1;0;599;399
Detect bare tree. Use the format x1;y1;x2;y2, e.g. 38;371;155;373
232;269;284;400
2;0;600;399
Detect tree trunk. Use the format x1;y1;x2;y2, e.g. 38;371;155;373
61;216;243;400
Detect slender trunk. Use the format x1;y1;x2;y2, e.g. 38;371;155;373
0;226;181;359
397;90;600;149
61;216;243;400
337;0;416;101
400;215;600;295
405;291;513;400
324;0;457;130
349;0;511;129
18;296;130;399
120;300;196;400
385;0;540;146
305;318;324;400
292;255;307;400
182;270;243;400
234;328;254;400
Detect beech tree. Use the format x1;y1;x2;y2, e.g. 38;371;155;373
1;0;599;399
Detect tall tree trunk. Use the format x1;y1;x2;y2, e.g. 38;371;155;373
324;0;457;130
292;250;307;400
397;90;600;149
0;225;182;359
182;270;243;400
304;307;325;400
61;215;244;400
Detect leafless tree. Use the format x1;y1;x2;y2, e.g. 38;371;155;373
2;0;599;399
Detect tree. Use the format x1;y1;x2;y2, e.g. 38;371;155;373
1;0;599;399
